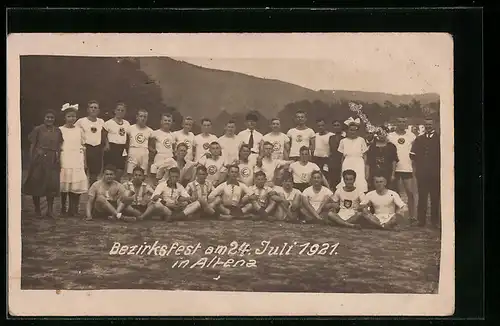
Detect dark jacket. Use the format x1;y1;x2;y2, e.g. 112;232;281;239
410;131;441;178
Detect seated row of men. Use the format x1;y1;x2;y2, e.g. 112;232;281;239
86;163;407;230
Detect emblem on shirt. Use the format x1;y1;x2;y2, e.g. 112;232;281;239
91;126;97;133
296;135;303;142
344;199;353;209
272;141;281;152
163;139;172;148
135;133;146;144
397;137;405;144
301;173;308;181
203;142;210;150
119;127;126;136
184;139;191;148
207;165;217;175
240;167;250;177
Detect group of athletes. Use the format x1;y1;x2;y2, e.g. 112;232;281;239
22;100;441;230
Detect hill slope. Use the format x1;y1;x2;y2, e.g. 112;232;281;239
138;57;439;119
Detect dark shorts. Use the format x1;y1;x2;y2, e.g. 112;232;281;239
104;143;127;170
85;144;103;175
313;157;329;171
293;183;309;193
395;171;413;180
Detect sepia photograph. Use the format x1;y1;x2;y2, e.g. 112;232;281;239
8;33;454;316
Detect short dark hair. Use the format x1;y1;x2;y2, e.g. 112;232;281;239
116;102;127;109
161;112;173;119
201;118;212;124
299;146;310;153
88;100;99;107
44;109;57;117
132;166;145;174
169;167;181;175
271;117;280;123
246;112;258;122
103;164;117;173
372;171;387;180
281;171;293;182
263;141;273;147
342;169;357;180
332;119;342;125
210;141;220;147
316;118;326;123
311;170;323;179
136;109;148;115
254;171;267;179
296;110;306;115
227;164;239;172
196;165;208;174
176;143;188;150
227;119;236;125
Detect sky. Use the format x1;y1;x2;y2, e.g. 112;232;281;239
169;33;453;95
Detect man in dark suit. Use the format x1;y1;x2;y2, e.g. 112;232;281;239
328;120;346;189
410;117;441;228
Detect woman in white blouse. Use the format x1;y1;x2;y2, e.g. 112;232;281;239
336;118;368;193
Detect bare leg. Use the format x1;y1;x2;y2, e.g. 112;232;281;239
156;203;173;221
139;202;159;220
360;212;385;229
200;198;216;216
272;204;287;221
382;214;401;230
177;201;201;220
327;211;360;228
241;203;254;215
218;204;233;220
60;192;68;215
95;196;119;217
402;177;416;220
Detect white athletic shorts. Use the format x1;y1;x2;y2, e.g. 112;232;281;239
337;208;356;221
127;147;149;173
150;153;173;174
374;213;395;224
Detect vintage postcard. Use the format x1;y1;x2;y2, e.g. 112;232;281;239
7;33;454;316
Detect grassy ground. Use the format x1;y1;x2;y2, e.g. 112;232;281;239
20;191;441;293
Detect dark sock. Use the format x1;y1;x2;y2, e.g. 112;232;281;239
33;196;41;215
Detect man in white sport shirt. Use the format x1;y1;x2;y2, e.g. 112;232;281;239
287;110;315;160
312;118;333;174
75;100;105;185
255;141;293;187
193;118;218;162
360;173;407;230
218;119;243;165
126;109;153;178
387;116;417;221
262;117;290;160
173;116;196;161
149;113;176;183
103;102;131;182
237;112;263;160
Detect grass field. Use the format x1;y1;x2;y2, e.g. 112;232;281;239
20;190;441;293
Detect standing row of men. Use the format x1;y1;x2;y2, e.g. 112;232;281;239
74;101;440;228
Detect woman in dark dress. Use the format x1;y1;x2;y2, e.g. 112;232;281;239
22;110;63;218
365;127;399;191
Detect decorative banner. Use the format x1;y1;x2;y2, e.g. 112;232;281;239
348;102;377;133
